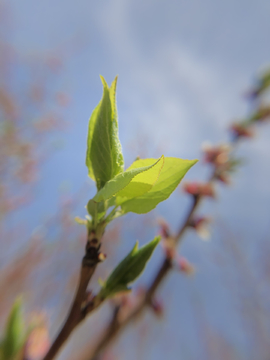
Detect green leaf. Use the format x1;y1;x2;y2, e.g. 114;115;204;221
98;236;160;299
86;76;124;190
0;298;24;360
119;157;198;214
86;199;97;218
93;156;164;203
74;216;88;225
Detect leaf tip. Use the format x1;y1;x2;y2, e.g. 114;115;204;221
74;216;88;226
154;235;161;244
111;75;118;86
132;240;139;253
150;236;161;250
12;296;23;311
99;75;109;89
187;158;199;168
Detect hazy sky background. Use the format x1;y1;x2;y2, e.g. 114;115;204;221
6;0;270;231
2;0;270;359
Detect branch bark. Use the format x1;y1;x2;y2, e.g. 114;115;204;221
43;265;96;360
42;228;105;360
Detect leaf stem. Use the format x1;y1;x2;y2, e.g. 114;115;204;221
104;205;120;223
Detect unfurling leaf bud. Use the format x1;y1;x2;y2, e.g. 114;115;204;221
0;298;25;360
98;237;160;299
86;76;124;190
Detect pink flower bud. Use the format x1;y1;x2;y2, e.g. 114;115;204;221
176;256;195;275
202;143;231;167
150;299;164;317
189;216;211;240
183;182;200;195
230;123;254;139
158;218;171;239
183;182;215;198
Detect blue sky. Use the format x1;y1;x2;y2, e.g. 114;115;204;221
3;0;270;359
7;0;270;226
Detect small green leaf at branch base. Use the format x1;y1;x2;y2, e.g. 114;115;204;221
98;236;160;299
74;216;88;226
0;298;25;360
86;199;97;219
86;76;124;190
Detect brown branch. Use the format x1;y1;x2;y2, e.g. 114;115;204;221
43;264;96;360
42;228;106;360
